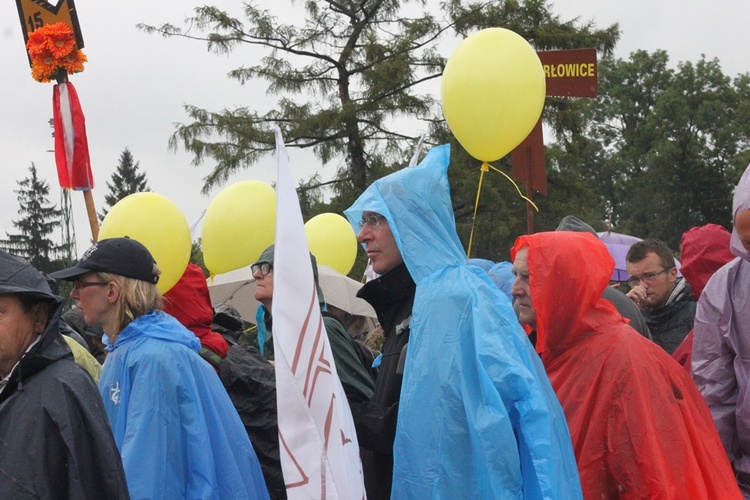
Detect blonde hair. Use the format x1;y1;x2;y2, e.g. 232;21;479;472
99;264;162;333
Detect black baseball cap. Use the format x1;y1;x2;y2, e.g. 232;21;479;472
51;237;160;284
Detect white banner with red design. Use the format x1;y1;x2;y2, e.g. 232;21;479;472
271;127;366;499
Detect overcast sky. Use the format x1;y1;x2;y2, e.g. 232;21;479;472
1;0;748;258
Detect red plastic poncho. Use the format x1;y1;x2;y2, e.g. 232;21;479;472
671;224;734;369
511;231;740;499
163;263;229;358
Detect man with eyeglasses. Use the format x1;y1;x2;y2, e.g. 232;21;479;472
625;239;696;353
345;145;581;499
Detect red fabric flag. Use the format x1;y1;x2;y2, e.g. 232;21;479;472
53;82;94;190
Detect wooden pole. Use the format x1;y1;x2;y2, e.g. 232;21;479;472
83;189;99;242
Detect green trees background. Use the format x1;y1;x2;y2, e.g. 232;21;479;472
6;0;750;272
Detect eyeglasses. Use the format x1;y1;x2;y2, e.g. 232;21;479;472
358;214;386;228
626;268;672;287
73;281;109;292
251;262;273;276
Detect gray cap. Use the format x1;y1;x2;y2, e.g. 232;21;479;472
555;215;598;237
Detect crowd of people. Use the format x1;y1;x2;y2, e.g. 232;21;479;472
1;148;749;499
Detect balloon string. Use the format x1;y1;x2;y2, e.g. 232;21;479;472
466;162;489;258
487;164;539;212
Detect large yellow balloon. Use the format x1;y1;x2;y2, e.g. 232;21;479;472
202;180;276;275
304;213;357;276
441;28;546;162
99;192;191;294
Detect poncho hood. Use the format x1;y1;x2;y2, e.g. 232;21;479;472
511;231;624;363
345;145;464;281
731;164;750;261
680;224;734;299
110;310;201;352
163;263;228;357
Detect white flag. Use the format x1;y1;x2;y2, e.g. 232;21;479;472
272;127;366;499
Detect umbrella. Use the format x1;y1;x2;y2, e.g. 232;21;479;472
598;231;681;282
207;264;377;323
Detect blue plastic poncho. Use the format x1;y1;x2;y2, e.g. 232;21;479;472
344;145;581;499
99;311;269;499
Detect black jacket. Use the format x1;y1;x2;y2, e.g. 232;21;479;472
351;263;416;500
0;303;129;498
642;278;696;354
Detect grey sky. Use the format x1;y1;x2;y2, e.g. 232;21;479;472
1;0;748;257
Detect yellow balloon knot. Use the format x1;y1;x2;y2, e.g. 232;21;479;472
480;162;490;173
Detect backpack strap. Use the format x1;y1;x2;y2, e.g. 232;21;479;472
198;347;224;370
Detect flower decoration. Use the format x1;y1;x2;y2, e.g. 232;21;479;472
26;22;87;83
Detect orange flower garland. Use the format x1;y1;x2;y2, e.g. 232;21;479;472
26;22;87;83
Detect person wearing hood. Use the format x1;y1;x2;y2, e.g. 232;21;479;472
625;238;695;353
555;215;651;339
671;224;734;370
0;250;129;498
692;164;750;496
250;244;375;404
163;262;230;370
510;231;740;499
344;144;581;499
51;237;269;500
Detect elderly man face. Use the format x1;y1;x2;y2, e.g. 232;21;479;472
357;211;404;275
0;294;47;378
511;247;537;330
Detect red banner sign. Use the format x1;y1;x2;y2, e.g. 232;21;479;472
537;48;598;98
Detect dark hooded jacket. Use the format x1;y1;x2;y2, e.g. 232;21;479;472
349;261;415;500
642;277;696;354
511;232;740;499
0;252;129;498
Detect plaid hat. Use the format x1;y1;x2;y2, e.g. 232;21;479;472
51;237;159;284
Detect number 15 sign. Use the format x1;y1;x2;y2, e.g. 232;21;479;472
15;0;84;65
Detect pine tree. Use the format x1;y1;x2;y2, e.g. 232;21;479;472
99;148;150;221
0;164;62;273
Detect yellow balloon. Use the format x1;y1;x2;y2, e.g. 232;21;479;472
304;213;357;276
202;180;276;275
99;192;191;294
441;28;546;162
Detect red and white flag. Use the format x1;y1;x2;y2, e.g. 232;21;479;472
52;81;94;190
272;127;366;499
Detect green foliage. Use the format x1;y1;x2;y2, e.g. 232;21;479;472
0;164;63;273
99;148;150;221
140;0;619;203
576;50;748;250
190;239;209;277
140;0;447;194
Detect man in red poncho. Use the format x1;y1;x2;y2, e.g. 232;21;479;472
510;231;740;499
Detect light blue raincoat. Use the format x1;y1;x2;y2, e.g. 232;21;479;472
345;145;581;499
99;311;269;499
